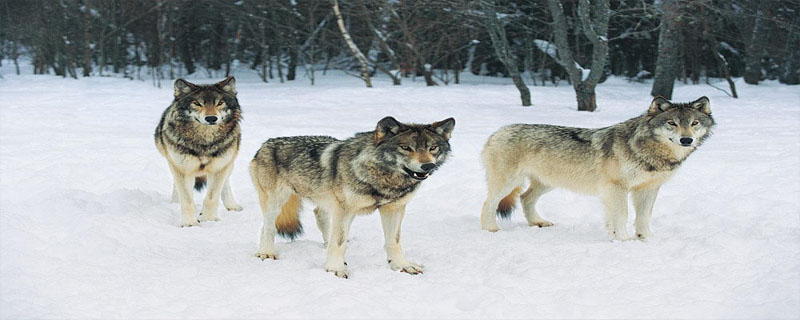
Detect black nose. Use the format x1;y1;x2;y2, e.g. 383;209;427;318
679;137;693;145
420;163;436;172
205;116;218;123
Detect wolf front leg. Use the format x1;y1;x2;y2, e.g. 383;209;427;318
601;187;631;241
323;208;356;278
632;187;660;240
167;164;199;227
199;165;233;222
379;204;423;275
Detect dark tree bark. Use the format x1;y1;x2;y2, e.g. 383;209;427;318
651;0;681;99
742;1;771;85
481;0;531;106
547;0;609;111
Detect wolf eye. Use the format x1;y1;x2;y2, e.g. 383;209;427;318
667;120;677;126
399;145;412;152
691;120;699;126
217;100;225;106
429;145;439;152
191;101;200;106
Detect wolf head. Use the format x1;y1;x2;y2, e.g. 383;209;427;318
372;116;455;181
173;77;241;126
647;96;715;148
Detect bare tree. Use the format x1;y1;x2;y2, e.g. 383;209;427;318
546;0;610;111
332;0;372;87
481;0;531;106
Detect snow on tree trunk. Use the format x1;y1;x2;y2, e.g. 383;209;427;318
332;0;372;88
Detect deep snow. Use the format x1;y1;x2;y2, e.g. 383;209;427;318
1;63;798;319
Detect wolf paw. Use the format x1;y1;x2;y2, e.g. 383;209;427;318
389;260;424;275
254;252;277;260
180;216;200;227
636;231;652;240
529;220;554;228
482;226;500;232
225;204;243;212
199;213;220;222
325;267;348;279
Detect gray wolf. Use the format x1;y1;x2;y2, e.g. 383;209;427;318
480;96;714;240
154;77;243;227
250;116;455;278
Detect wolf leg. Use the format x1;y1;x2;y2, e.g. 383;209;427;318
481;178;521;232
379;204;423;275
632;187;660;240
200;165;232;222
521;179;553;228
324;209;355;278
255;188;290;260
170;184;179;203
221;170;243;212
313;207;329;246
601;187;631;241
167;164;198;227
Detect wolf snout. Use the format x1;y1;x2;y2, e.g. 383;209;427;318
679;137;693;146
205;116;218;124
420;163;436;172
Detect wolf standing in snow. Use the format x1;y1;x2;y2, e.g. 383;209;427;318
250;116;455;278
480;96;714;240
155;77;243;227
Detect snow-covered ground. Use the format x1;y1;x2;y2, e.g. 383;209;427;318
1;62;798;319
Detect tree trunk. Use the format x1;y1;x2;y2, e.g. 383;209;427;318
576;84;597;112
481;0;531;106
651;0;681;99
743;1;770;85
332;0;371;88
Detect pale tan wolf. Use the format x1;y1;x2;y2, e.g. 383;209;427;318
154;77;243;227
480;96;714;240
250;117;455;278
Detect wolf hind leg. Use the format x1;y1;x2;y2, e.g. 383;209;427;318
254;186;291;260
221;173;243;211
601;187;631;241
481;174;523;232
313;207;329;246
521;178;553;228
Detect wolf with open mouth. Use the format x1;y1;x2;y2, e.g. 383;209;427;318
250;116;455;278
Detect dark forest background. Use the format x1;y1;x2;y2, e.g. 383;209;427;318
1;0;797;110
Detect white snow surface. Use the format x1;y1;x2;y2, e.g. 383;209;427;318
1;63;799;319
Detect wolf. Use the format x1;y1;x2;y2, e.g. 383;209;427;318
480;96;714;240
250;116;455;278
154;77;243;227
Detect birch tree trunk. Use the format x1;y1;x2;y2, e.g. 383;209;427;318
481;0;531;106
332;0;372;88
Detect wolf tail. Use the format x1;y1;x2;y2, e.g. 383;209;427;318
496;187;522;219
276;194;304;240
194;176;207;191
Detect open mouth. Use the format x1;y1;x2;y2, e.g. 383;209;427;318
403;167;430;181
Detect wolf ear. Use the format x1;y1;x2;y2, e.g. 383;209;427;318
216;76;236;95
648;96;672;115
174;78;196;97
375;116;403;142
431;117;456;140
692;96;711;115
